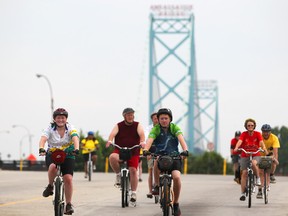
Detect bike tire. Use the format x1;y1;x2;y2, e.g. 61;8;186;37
162;178;170;216
125;173;130;207
88;161;92;182
248;172;252;208
121;170;127;208
54;177;64;216
264;169;268;204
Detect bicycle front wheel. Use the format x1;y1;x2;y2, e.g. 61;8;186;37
162;178;170;216
88;161;92;181
248;172;252;208
54;177;64;216
264;169;268;204
121;170;127;208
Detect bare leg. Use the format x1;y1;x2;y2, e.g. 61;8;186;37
63;174;73;204
172;170;181;203
109;153;120;173
129;167;138;191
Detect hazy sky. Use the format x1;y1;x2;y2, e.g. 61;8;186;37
1;0;288;160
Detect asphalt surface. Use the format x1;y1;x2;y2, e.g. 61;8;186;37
0;170;288;216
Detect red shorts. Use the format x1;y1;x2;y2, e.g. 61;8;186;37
112;149;140;169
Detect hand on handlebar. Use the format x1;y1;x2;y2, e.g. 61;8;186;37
105;140;112;148
39;148;46;156
143;150;151;157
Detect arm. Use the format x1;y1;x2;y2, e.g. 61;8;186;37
177;134;188;151
137;123;146;147
39;136;48;156
259;140;268;155
72;135;80;150
144;137;155;151
105;124;119;147
233;140;242;152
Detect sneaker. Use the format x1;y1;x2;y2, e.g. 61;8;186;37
93;165;96;171
256;177;261;186
64;203;74;215
146;193;153;199
130;192;137;202
267;185;271;191
252;185;256;193
234;178;240;184
114;174;121;187
42;184;53;197
152;185;159;195
270;174;276;183
256;191;263;199
240;193;246;201
173;203;181;216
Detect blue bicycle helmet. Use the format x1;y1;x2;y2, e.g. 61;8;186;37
88;131;94;136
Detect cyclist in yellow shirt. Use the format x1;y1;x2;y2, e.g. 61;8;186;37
256;124;280;198
81;131;99;178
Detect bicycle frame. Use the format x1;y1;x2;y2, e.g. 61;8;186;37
53;164;65;216
238;148;263;208
110;143;141;208
82;148;96;182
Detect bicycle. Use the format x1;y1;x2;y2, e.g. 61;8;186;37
49;150;68;216
238;148;263;208
110;143;141;208
147;152;183;216
82;147;96;181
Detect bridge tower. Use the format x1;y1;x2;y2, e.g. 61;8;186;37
148;5;219;153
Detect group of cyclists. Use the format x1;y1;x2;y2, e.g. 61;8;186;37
38;107;188;215
230;118;280;201
38;107;280;215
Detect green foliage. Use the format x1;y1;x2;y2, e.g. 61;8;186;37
273;126;288;175
187;151;232;174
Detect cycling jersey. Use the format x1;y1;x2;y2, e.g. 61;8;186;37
231;138;240;155
81;138;99;154
239;131;263;157
42;123;79;158
148;123;182;155
260;133;280;156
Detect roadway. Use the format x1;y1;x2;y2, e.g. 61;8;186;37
0;170;288;216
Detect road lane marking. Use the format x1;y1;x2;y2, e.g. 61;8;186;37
0;197;46;207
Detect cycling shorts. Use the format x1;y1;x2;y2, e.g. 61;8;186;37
112;150;140;169
231;155;240;164
83;151;97;162
240;156;260;170
45;155;75;176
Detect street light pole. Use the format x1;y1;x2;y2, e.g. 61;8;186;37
12;125;32;155
36;73;54;117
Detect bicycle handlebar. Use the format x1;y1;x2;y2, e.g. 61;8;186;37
238;148;264;155
110;143;141;150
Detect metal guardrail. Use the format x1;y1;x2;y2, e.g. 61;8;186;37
0;160;47;171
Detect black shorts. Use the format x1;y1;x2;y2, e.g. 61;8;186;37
45;155;75;176
83;151;97;162
231;155;240;164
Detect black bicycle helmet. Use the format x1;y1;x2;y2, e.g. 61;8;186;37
235;131;241;137
53;108;68;119
157;108;173;121
261;124;272;132
122;107;135;116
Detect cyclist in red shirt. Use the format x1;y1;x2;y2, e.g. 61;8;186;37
230;131;241;184
234;118;268;201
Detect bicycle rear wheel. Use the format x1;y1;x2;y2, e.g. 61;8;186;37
88;161;92;181
264;169;268;204
121;170;127;208
54;177;64;216
162;178;170;216
248;172;252;208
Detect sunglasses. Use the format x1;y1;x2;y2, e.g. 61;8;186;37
247;124;254;127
